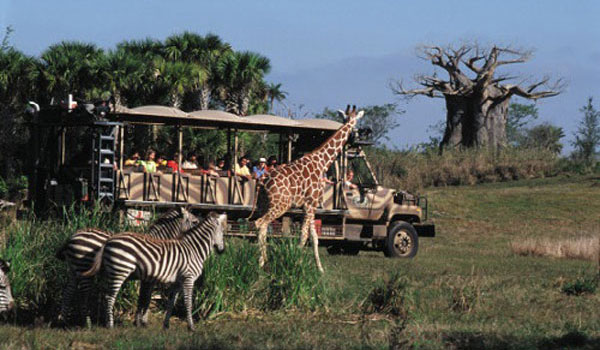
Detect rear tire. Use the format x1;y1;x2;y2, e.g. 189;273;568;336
385;221;418;258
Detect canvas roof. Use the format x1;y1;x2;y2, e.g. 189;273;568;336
111;105;342;132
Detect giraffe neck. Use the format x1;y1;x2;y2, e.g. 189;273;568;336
303;118;356;174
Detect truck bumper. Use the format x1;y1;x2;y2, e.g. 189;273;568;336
414;223;435;237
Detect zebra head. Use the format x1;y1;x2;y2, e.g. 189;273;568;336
207;212;227;254
0;258;14;313
179;206;201;232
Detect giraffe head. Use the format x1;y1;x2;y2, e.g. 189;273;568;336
337;105;364;126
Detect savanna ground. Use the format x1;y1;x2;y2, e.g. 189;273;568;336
0;175;599;349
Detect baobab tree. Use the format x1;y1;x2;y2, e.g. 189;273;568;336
392;44;563;151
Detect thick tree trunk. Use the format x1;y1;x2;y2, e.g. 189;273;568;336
441;88;509;152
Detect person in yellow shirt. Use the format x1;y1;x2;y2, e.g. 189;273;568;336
138;149;157;173
124;152;140;166
234;157;251;180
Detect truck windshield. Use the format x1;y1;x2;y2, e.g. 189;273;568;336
349;156;377;188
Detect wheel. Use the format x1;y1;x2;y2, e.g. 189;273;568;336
385;221;418;258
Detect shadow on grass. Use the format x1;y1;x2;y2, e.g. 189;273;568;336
443;330;600;350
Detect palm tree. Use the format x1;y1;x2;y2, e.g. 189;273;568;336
39;41;105;102
266;82;287;113
152;57;205;109
216;51;271;116
100;49;147;106
163;32;231;110
0;48;38;105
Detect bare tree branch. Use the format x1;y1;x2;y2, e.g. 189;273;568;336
389;80;444;98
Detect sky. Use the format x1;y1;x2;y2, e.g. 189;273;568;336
2;0;599;152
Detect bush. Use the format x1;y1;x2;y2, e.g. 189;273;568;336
367;147;560;191
561;276;597;296
363;271;409;317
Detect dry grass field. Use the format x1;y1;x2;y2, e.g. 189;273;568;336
0;175;598;349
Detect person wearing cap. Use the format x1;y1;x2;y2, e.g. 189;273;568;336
252;157;268;179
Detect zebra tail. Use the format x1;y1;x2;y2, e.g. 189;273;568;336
55;243;68;261
80;244;105;277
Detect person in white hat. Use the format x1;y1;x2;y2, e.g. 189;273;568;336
253;157;268;180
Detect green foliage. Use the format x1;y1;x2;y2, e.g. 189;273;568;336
572;97;600;163
507;103;539;145
315;104;403;146
518;123;565;155
561;275;598;296
195;238;324;318
367;147;560;191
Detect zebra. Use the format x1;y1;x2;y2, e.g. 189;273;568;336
82;212;226;330
57;206;200;326
0;258;15;314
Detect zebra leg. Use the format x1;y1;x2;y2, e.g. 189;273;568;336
182;277;196;331
104;277;126;328
60;271;78;325
135;281;155;327
78;277;94;328
163;283;180;329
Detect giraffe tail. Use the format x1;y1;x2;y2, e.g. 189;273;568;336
245;179;265;220
80;244;105;278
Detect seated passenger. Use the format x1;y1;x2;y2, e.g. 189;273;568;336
234;157;252;181
204;160;219;177
344;170;358;189
253;157;268;179
215;158;225;171
124;152;140;166
138;149;157;173
182;153;198;170
267;156;278;171
166;152;181;173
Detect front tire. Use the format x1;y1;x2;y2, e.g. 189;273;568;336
385;221;418;258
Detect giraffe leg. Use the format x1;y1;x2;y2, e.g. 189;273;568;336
309;215;325;273
256;205;287;269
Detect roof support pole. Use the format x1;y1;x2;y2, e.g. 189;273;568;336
287;133;292;163
177;125;183;168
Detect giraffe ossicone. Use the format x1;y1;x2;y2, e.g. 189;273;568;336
253;105;364;273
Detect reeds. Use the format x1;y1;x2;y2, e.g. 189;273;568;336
511;237;599;262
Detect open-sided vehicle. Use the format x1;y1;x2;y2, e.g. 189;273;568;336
26;99;434;257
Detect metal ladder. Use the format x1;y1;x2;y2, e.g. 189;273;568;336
92;122;118;205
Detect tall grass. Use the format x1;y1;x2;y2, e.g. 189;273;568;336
195;238;325;318
368;147;560;191
511;237;599;262
0;207;325;323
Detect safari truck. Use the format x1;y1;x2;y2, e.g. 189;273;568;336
25;98;434;257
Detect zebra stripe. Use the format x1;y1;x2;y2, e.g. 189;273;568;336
58;206;199;325
83;212;226;330
0;259;15;313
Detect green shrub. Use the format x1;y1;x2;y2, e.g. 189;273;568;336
367;147;560;191
561;276;597;296
363;271;409;318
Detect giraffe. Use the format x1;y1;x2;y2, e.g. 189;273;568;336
254;105;364;273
